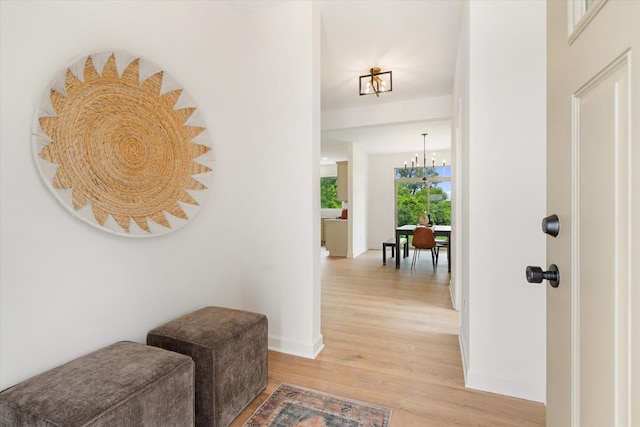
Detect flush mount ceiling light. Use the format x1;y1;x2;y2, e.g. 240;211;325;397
359;67;392;97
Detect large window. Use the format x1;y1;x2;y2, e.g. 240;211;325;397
320;176;341;208
395;166;451;227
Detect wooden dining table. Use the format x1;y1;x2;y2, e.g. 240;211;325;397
395;224;452;272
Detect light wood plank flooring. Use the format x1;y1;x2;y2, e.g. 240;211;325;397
232;248;546;426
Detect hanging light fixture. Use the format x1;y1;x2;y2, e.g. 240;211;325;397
359;67;392;97
402;133;446;177
422;133;428;181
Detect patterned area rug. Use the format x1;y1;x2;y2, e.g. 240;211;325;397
243;383;392;427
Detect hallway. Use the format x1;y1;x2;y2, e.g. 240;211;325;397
233;249;545;426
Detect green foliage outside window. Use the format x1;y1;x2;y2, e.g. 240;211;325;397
395;167;451;227
320;176;341;208
396;184;426;226
430;188;451;225
321;168;450;225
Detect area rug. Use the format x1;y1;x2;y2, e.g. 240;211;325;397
243;383;392;427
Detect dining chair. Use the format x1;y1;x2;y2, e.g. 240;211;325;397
411;226;437;271
435;237;449;268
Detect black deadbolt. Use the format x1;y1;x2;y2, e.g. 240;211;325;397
541;214;560;237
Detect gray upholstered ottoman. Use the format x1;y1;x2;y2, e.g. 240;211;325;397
147;306;268;427
0;341;194;426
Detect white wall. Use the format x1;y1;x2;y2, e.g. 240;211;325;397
236;0;323;359
322;95;451;130
456;0;547;402
320;164;338;177
455;0;472;380
0;0;322;389
348;144;368;257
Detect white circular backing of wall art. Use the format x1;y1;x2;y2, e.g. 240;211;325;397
32;50;214;237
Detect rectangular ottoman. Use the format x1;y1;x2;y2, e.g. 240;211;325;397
0;341;194;426
147;306;268;427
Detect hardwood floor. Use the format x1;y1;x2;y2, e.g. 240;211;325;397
231;248;546;426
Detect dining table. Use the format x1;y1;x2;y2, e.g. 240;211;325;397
395;224;452;272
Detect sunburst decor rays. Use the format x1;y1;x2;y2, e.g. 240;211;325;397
32;51;213;237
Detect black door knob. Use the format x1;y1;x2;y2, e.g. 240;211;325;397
526;264;560;288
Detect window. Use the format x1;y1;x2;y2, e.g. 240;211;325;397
320;176;341;208
568;0;608;43
395;166;451;227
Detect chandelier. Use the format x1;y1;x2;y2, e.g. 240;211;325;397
403;133;446;177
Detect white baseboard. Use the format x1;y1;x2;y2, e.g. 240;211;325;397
268;334;324;359
349;247;368;258
458;331;469;384
449;280;459;311
464;368;545;403
458;330;543;403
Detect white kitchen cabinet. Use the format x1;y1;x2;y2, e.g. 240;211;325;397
336;161;348;201
324;219;347;256
321;218;327;245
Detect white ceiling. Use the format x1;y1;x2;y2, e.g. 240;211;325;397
228;0;464;163
318;0;464;163
321;118;452;158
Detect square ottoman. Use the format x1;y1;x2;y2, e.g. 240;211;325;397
147;307;268;427
0;341;194;426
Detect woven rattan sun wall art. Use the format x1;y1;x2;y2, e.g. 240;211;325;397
32;50;213;237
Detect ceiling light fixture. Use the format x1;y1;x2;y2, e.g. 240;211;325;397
359;67;392;97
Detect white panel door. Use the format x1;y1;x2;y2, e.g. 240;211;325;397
546;1;639;426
